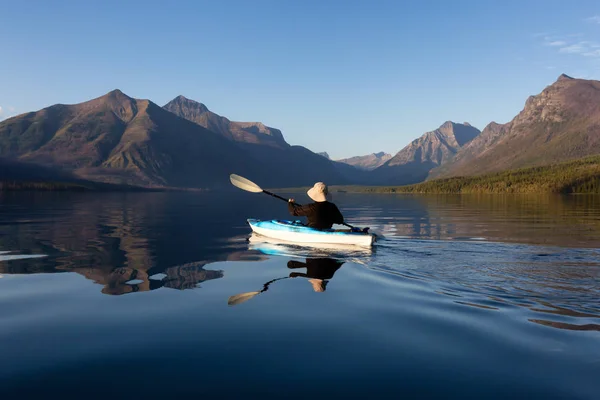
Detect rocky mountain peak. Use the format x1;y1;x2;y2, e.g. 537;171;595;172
167;95;209;113
106;89;125;96
516;74;595;126
383;121;480;170
163;96;289;148
431;121;479;147
98;89;134;104
557;73;574;82
336;151;392;170
438;121;456;133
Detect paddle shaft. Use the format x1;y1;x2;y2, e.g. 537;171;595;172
262;189;290;203
261;276;289;292
262;189;359;230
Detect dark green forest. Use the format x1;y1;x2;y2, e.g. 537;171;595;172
332;156;600;194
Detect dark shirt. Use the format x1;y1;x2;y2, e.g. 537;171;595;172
287;201;344;229
287;258;344;279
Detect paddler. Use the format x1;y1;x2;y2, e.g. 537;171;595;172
288;182;344;229
287;258;344;292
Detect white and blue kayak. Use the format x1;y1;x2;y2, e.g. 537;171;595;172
247;219;376;247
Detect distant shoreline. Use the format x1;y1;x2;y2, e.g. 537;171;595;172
5;155;599;194
0;181;203;193
270;187;600;195
271;156;600;195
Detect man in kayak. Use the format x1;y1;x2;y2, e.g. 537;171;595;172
288;182;344;229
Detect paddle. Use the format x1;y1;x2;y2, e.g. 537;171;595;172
227;276;289;306
229;174;369;233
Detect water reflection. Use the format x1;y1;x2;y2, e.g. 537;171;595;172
287;258;344;292
82;261;227;295
228;257;345;305
0;191;598;334
247;233;374;262
529;319;600;332
337;193;600;248
0;192;276;295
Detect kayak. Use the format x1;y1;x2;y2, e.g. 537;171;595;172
247;219;376;247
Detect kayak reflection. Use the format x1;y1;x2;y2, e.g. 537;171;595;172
247;233;374;261
227;257;345;306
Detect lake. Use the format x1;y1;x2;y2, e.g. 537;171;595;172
0;191;599;399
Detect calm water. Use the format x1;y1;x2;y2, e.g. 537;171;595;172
0;191;599;399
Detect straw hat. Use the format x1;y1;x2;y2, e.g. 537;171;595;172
307;182;330;202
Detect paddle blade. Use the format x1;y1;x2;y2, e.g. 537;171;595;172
227;291;261;306
230;174;263;193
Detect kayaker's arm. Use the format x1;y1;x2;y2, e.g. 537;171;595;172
289;272;309;278
288;201;312;217
287;260;307;269
287;260;309;278
333;204;344;224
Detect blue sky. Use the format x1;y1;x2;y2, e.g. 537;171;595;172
1;0;599;159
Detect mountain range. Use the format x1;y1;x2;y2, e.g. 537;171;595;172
0;90;263;188
1;74;599;189
0;91;346;188
370;122;480;185
430;74;600;179
163;95;288;148
162;95;349;187
337;152;392;170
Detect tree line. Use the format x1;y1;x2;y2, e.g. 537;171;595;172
335;155;600;194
